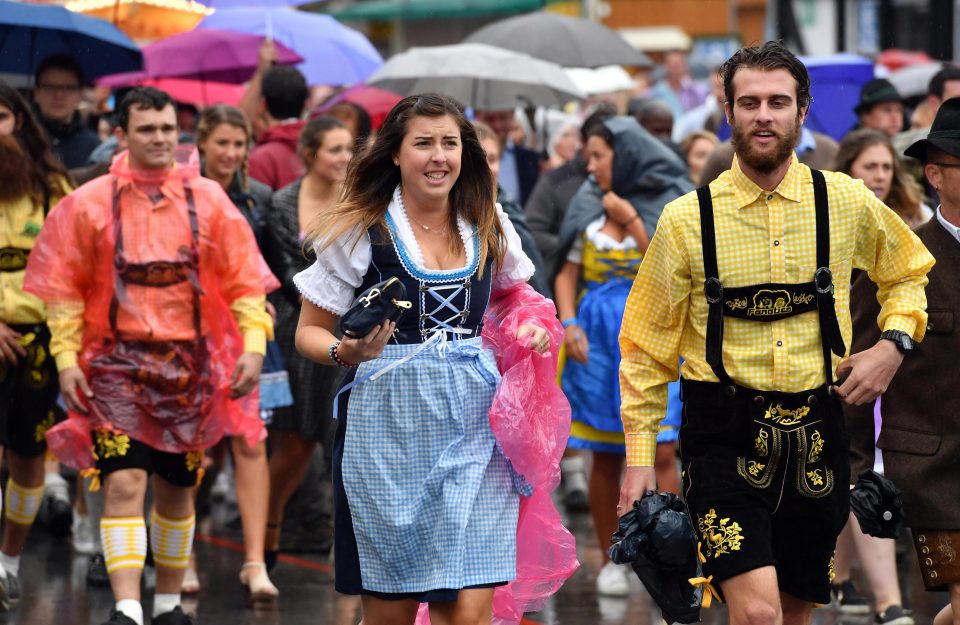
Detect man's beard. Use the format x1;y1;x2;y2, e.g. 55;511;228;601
730;114;801;174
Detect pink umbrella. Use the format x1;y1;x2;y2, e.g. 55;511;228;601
314;85;402;130
95;75;246;107
111;28;303;84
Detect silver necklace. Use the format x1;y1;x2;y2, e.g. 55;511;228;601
407;212;449;235
398;187;450;234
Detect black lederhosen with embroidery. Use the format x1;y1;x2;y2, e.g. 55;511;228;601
0;258;61;457
680;169;851;605
88;179;207;488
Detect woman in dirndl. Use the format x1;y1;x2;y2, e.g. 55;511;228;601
553;116;690;597
293;93;551;625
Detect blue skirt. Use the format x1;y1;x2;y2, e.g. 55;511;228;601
332;338;521;598
563;280;632;438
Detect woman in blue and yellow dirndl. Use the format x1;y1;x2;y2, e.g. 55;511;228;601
554;116;691;595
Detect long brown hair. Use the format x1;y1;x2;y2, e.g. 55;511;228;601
196;104;253;202
0;80;69;207
835;128;924;226
308;93;504;277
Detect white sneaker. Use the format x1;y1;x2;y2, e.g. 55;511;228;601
211;470;232;502
72;514;96;555
596;561;630;597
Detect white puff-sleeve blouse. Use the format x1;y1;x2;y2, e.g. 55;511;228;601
293;189;535;316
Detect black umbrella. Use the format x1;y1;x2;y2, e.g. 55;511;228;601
609;491;705;624
850;470;906;539
465;11;653;69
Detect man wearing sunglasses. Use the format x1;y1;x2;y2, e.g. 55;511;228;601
32;54;99;169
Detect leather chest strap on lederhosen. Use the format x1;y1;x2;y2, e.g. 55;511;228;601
0;248;30;272
696;168;846;392
107;177;203;337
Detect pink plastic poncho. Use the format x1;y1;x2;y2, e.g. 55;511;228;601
416;282;579;624
24;147;278;469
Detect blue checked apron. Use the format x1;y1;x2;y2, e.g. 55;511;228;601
333;212;526;595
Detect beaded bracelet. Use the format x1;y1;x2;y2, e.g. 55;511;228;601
329;341;358;368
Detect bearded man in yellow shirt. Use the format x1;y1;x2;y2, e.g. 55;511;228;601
617;41;934;625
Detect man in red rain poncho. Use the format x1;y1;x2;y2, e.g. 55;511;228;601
24;87;276;625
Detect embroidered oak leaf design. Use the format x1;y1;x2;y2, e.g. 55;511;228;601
806;469;824;487
754;430;769;457
185;451;203;472
808;430;825;463
747;461;766;477
698;508;744;558
34;411;55;443
95;430;131;459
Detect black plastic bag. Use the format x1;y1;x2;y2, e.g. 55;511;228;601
850;469;905;539
609;491;703;624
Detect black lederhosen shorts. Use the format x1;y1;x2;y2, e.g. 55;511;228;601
0;324;61;457
679;379;851;605
92;429;202;489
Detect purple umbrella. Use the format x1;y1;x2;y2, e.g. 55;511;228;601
200;8;382;86
136;28;303;84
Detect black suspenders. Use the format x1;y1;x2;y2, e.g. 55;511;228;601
698;168;846;393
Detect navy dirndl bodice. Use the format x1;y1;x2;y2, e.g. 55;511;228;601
356;213;493;345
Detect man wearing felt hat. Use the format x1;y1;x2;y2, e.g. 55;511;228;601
850;97;960;625
855;78;906;137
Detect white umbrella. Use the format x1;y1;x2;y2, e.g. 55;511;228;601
565;65;635;96
888;61;943;98
366;43;584;110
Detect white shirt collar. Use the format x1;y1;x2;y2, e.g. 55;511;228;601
935;206;960;244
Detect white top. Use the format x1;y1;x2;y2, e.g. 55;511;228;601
566;216;640;264
294;186;535;316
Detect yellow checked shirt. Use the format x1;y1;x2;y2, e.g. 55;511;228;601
1;182;70;325
619;155;935;467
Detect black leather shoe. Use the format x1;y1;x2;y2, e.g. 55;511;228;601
152;606;195;625
100;609;138;625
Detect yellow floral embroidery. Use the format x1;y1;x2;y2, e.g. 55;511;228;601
754;430;769;457
807;430;824;463
698;509;744;559
184;451;203;472
34;410;55;443
726;297;747;311
828;553;836;583
94;430;131;459
806;469;824;487
747;461;766;477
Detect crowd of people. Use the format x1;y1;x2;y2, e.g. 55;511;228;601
1;36;960;625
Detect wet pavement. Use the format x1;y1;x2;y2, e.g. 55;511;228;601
4;500;950;625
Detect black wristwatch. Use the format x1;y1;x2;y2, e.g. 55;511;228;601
880;330;915;356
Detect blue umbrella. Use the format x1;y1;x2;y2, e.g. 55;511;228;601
800;53;875;142
200;8;382;86
0;0;142;82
